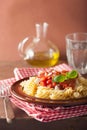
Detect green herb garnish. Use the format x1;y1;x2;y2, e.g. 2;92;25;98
53;75;66;83
66;70;78;79
53;70;78;83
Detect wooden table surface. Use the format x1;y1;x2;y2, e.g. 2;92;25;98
0;60;87;130
0;60;30;79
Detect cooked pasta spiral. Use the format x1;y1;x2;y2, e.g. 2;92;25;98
20;76;87;100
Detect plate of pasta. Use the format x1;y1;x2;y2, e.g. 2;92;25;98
11;69;87;106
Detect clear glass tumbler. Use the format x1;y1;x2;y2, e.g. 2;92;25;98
66;33;87;74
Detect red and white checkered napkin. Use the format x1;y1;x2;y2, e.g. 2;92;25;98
1;63;87;122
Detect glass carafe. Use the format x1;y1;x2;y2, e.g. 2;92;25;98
18;22;60;67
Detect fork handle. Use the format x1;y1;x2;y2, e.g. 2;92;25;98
3;96;15;123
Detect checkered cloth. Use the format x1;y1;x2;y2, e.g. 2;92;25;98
0;63;87;122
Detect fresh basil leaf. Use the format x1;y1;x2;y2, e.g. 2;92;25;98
53;75;66;83
66;70;78;79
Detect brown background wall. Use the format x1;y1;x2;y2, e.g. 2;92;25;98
0;0;87;61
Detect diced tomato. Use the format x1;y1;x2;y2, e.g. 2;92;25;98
46;79;52;85
47;76;52;80
52;82;57;87
38;71;45;77
40;77;47;82
47;84;53;88
40;81;47;86
61;70;68;76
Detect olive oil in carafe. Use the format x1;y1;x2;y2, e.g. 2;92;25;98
25;51;59;67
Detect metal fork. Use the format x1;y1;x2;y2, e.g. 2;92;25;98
0;83;15;123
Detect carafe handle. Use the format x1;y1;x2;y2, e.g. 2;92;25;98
18;37;29;57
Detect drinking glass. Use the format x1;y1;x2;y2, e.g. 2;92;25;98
66;33;87;75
